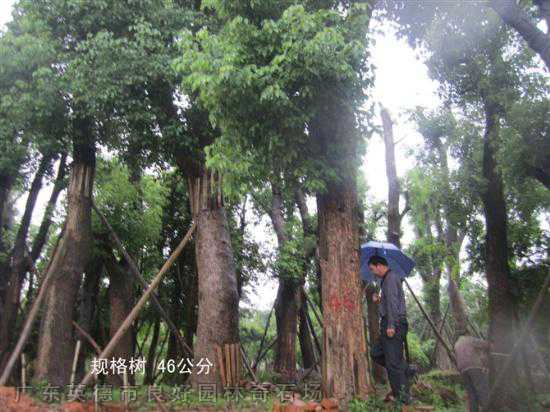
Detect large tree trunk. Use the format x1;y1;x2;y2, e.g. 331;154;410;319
35;128;96;386
0;154;52;361
270;183;300;381
491;0;550;70
481;101;519;409
76;259;103;381
187;171;240;389
106;255;134;385
312;93;372;403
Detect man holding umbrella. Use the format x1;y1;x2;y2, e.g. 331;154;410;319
367;254;412;405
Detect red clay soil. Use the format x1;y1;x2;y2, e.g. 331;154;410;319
0;386;48;411
0;386;274;411
0;387;102;412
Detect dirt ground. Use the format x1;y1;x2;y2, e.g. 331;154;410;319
0;386;270;412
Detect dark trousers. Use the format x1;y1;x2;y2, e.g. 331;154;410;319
462;368;489;412
371;318;410;402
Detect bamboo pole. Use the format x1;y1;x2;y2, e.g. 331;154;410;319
77;221;196;388
253;305;274;368
70;340;82;387
304;305;323;358
240;343;258;383
303;291;323;326
73;321;102;354
225;344;232;387
0;227;64;385
253;338;276;370
123;369;129;410
20;354;26;392
92;202;192;356
403;279;457;367
216;345;227;388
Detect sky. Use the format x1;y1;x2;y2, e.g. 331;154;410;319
1;1;439;310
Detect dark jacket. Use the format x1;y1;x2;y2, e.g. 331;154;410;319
379;269;407;328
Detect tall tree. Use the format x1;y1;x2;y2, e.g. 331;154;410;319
177;1;377;402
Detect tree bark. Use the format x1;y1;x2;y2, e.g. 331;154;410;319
106;254;134;385
481;100;519;409
0;154;52;361
312;93;372;403
270;183;300;381
76;259;103;381
491;0;550;70
381;106;402;247
35;124;96;386
186;171;240;390
145;316;161;385
30;153;68;265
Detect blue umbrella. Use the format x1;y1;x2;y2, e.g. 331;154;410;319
360;240;416;283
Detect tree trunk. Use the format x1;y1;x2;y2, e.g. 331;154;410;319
365;284;386;382
187;171;240;389
30;153;68;265
298;290;316;370
145;316;161;385
381;106;402;247
76;260;103;381
0;154;52;361
312;93;372;402
481;101;519;409
35;128;96;386
295;189;318;371
0;172;15;257
491;0;550;70
270;183;299;381
106;255;134;385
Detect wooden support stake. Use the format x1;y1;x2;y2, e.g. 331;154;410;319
92;202;192;356
0;227;64;386
77;221;197;388
123;369;129;409
403;279;457;367
303;291;323;326
73;321;102;354
240;344;258;383
225;344;232;387
151;391;169;412
20;354;26;392
254;338;276;369
305;305;323;358
70;340;82;387
253;305;274;368
216;345;227;388
233;343;239;384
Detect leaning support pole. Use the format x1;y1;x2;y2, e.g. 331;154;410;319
0;228;64;386
70;340;82;387
77;221;197;388
92;202;193;356
253;305;274;369
403;279;457;367
73;321;102;355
